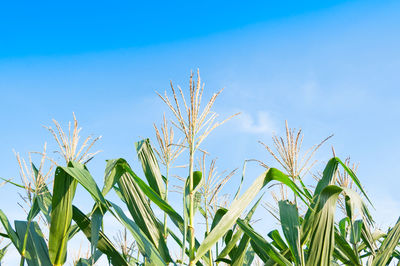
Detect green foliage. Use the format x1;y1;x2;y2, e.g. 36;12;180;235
0;75;398;266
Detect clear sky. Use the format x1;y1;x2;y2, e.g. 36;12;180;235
1;0;400;264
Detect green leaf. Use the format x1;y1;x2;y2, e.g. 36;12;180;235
349;220;363;245
371;217;400;266
218;195;263;260
336;157;372;206
116;164;171;263
135;139;166;198
102;159;124;196
75;249;103;266
313;158;339;196
15;221;51;265
109;201;167;266
343;188;373;226
185;172;202;217
108;158;210;264
72;206;128;265
306;185;343;266
0;243;10;261
61;161;107;208
193;168;305;264
210;208;228;231
90;207;103;258
278;200;302;265
268;230;288;251
250;240;269;262
49;165;78;265
338;217;350;238
115;159;183;228
231;200;263;266
27;197;41;222
0;209;21;252
333;229;361;265
231;232;251;266
302;158;351;244
237;219;291;266
243;246;256;265
359;221;377;256
233;160;248;201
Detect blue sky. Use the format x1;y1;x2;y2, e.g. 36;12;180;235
1;0;400;263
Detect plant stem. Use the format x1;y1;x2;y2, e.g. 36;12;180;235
163;165;170;239
204;201;213;266
188;147;195;264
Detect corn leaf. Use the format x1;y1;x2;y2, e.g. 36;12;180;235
217;195;263;260
306;185;343;266
0;210;21;252
72;205;128;266
108;158;210;264
0;243;10;261
90;207;103;259
111;159;184;228
75;249;103;266
135;139;165;198
237;219;291;266
194;168;305;264
109;201;167;265
333;229;361;265
371;217;400;266
116;167;172;263
49;165;78;265
61;161;107;208
278;200;302;265
15;221;51;266
268;230;288;251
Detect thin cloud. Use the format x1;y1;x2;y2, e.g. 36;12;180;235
237;111;276;135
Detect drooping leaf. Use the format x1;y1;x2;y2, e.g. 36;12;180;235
61;161;107;208
135;139;166;198
306;185;343;266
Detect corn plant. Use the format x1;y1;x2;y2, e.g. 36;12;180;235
0;72;399;266
231;123;400;266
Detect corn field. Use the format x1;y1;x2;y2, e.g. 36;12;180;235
0;71;399;266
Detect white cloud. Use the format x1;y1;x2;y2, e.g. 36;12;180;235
237;111;276;135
